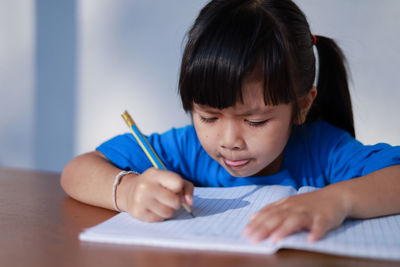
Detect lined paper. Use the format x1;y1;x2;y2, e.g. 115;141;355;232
280;187;400;260
79;185;400;260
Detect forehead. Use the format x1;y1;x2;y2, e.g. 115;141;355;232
235;80;266;113
241;71;264;105
195;83;274;115
194;65;285;115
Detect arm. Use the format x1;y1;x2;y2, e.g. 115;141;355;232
61;151;124;210
61;151;193;221
243;165;400;242
341;165;400;218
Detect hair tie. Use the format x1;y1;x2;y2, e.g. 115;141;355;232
312;34;317;45
113;170;138;212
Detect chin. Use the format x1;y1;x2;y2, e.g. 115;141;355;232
225;168;258;178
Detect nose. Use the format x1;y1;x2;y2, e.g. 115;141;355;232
219;120;245;150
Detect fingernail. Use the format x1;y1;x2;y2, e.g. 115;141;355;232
251;234;263;243
242;227;251;236
307;234;316;242
270;233;280;242
186;195;192;205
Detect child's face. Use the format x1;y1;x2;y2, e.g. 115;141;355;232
192;77;293;178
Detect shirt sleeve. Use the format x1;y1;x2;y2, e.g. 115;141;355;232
313;121;400;184
95;126;202;183
96;133;153;173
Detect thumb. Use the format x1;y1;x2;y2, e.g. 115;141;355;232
182;180;194;206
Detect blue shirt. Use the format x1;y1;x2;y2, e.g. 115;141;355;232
97;121;400;189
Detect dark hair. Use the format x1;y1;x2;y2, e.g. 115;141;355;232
179;0;355;137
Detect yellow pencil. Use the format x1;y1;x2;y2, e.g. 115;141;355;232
122;110;194;218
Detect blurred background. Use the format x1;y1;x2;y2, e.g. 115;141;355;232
1;0;399;173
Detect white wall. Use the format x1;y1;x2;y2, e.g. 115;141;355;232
76;0;207;157
1;0;399;172
296;0;400;144
0;1;35;169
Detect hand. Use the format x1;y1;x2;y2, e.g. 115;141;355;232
120;168;194;222
242;187;349;242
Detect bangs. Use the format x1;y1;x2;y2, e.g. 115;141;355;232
179;3;298;112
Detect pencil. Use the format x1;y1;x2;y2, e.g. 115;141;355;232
121;110;195;218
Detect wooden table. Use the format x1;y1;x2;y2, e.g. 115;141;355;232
0;168;398;267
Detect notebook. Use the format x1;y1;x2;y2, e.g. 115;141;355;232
79;185;400;261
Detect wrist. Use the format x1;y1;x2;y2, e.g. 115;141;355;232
325;182;353;218
116;172;138;211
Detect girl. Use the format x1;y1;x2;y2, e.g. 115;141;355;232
61;0;400;243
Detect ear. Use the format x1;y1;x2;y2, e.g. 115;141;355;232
294;86;318;125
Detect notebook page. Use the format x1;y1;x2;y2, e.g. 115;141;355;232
297;186;317;194
80;185;297;254
282;186;400;260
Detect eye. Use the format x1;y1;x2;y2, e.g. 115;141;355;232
200;116;217;123
245;119;268;127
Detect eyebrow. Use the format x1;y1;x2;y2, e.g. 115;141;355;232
239;107;275;116
195;105;276;116
197;107;220;114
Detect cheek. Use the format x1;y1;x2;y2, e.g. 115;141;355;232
199;131;215;150
193;120;214;150
248;124;290;155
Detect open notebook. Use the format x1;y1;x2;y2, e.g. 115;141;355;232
79;185;400;261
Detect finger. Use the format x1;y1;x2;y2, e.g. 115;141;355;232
269;214;311;242
182;180;194;206
243;211;284;242
131;207;164;222
308;217;330;242
147;198;176;219
247;207;281;229
156;170;184;193
243;211;268;236
154;185;181;210
249;203;276;221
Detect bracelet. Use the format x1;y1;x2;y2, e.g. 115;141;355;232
113;170;137;212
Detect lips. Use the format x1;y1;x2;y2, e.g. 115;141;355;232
223;158;250;168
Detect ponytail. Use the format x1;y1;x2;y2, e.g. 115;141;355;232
307;35;355;137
